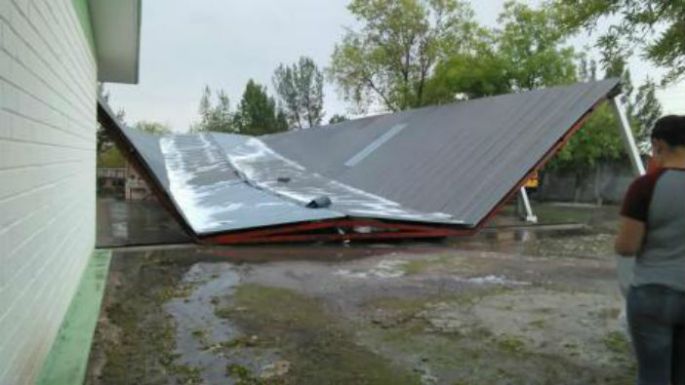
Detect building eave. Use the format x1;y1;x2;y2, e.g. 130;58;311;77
89;0;141;84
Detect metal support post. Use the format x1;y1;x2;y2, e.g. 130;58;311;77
610;96;646;177
518;187;538;223
610;95;645;320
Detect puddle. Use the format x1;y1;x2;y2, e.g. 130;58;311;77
334;259;408;279
164;262;279;384
455;274;530;286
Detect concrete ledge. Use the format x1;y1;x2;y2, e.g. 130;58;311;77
36;250;112;385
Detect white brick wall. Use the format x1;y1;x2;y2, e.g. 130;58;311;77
0;0;96;384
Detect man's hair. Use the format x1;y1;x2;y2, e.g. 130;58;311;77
651;115;685;147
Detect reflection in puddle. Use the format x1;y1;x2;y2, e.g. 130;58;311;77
164;263;271;384
334;259;408;279
455;275;530;286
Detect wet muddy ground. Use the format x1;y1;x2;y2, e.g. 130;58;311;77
87;202;634;385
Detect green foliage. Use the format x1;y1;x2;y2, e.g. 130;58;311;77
418;1;662;172
630;78;662;149
550;57;661;172
424;1;577;105
424;43;511;103
550;0;685;83
97;146;126;168
273;56;324;129
234;79;288;136
550;104;625;171
496;1;577;91
328;114;349;124
328;0;483;112
191;86;236;133
134;121;171;135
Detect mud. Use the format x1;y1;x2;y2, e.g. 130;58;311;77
87;204;634;385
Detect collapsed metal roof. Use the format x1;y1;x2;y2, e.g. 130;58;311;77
100;78;621;244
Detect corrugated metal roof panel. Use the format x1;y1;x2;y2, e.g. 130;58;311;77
125;132;343;234
263;78;620;226
119;125;170;189
218;135;463;224
100;79;620;239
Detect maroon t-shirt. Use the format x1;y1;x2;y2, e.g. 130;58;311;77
620;169;666;222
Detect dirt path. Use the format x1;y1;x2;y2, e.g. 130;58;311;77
87;231;634;385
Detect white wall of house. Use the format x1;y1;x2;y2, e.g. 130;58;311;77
0;0;97;383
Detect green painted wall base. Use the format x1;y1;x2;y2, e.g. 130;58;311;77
36;250;112;385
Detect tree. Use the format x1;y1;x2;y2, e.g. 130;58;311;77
328;0;483;112
234;79;288;136
273;57;325;129
423;45;511;103
423;1;577;104
550;0;685;83
631;79;662;150
328;114;349;124
549;56;662;201
496;1;577;91
588;54;661;150
134;121;171;135
97;147;126;168
275;108;289;132
191;86;236;133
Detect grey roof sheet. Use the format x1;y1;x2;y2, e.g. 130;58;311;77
125;132;343;234
102;78;620;236
263;78;620;226
119;125;170;189
217;134;461;224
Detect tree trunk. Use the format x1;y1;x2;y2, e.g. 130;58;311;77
573;170;583;203
594;165;604;206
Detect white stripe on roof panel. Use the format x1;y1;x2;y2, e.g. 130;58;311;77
344;123;407;167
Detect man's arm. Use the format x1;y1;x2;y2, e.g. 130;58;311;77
615;216;645;256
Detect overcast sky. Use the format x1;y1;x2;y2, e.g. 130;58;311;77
107;0;685;132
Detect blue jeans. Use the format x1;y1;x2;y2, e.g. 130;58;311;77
628;284;685;385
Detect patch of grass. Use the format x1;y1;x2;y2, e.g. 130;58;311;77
528;319;546;329
469;326;494;340
596;307;621;319
401;254;459;275
95;257;190;385
603;331;631;354
228;284;422;385
213;306;233;319
532;307;555;314
366;296;428;319
451;286;515;307
364;323;631;385
534;205;596;224
190;328;211;348
402;259;435;275
225;364;266;385
171;364;203;385
232;285;329;328
156;283;196;302
217;336;260;349
497;335;527;354
191;329;206;339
